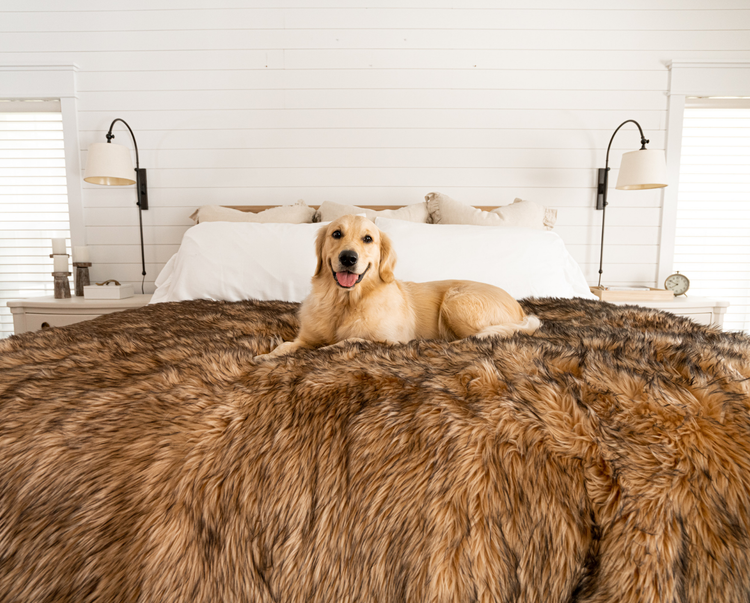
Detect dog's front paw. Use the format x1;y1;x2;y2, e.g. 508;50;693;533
254;340;300;362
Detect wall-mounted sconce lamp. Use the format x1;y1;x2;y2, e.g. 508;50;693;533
83;118;148;293
595;119;668;288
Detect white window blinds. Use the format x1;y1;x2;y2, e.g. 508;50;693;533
674;100;750;333
0;100;70;338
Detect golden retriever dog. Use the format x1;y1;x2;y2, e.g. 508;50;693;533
256;215;540;360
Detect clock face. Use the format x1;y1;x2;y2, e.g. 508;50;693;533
665;273;690;295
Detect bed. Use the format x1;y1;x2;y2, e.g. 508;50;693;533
1;200;749;602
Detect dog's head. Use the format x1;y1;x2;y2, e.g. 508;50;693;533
314;215;396;290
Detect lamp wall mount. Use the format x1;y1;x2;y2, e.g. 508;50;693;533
596;167;609;210
135;168;148;211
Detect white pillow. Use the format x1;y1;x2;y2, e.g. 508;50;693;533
315;200;430;223
425;192;557;230
150;222;325;304
188;200;315;224
374;217;595;300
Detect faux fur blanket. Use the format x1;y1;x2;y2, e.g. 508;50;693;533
1;298;749;602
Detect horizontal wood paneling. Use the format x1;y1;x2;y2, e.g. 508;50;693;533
4;0;750;10
76;69;670;92
78;120;666;143
1;49;712;72
4;8;750;32
4;29;749;53
75;89;667;112
2;0;749;298
85;167;595;188
77;148;663;171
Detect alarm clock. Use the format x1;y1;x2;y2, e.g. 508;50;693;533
664;271;690;296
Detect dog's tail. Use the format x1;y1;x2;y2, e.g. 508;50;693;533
476;315;541;339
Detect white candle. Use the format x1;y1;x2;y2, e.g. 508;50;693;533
53;255;69;273
51;238;66;254
73;246;90;263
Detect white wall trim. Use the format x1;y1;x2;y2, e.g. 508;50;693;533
0;64;79;99
60;97;86;246
0;64;85;246
658;61;750;286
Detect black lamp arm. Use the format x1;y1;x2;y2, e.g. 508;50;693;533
604;119;649;169
105;118;148;211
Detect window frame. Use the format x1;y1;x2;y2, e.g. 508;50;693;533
659;60;750;286
0;64;85;247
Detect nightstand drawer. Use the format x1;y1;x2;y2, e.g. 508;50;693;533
7;294;152;335
609;296;729;329
672;311;712;326
26;313;102;331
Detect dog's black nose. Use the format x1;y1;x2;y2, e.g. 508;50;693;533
339;250;358;268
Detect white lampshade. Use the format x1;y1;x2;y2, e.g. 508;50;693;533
615;149;668;190
84;142;135;186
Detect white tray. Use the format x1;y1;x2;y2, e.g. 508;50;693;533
83;284;135;300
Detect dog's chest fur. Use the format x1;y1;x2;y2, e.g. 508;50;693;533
304;282;417;345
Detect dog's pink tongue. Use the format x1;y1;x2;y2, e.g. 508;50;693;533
336;272;358;287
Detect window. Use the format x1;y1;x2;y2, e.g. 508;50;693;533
0;100;71;338
673;99;750;333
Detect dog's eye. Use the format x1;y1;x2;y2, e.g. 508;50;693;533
332;230;342;239
363;235;373;244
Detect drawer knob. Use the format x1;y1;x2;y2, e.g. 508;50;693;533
41;322;51;329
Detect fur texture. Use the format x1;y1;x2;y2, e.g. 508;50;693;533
0;297;749;602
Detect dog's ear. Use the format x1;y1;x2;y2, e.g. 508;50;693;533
314;225;328;277
378;231;397;283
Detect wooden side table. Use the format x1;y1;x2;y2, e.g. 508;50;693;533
7;294;152;335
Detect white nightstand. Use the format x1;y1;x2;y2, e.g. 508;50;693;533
7;294;152;335
609;296;729;328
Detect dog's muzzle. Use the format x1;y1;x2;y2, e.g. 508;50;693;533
332;251;370;289
333;250;361;288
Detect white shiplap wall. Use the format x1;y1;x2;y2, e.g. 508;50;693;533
2;0;750;293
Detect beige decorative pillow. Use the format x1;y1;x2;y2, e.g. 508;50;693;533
425;192;556;230
314;200;430;223
189;200;315;224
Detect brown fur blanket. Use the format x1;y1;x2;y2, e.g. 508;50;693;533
1;297;749;602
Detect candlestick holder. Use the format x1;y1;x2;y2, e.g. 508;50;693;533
50;253;71;299
73;262;92;297
52;271;72;299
